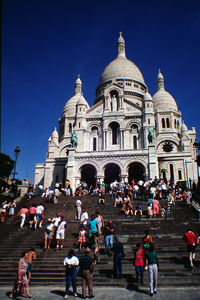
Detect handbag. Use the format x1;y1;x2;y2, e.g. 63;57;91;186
16;280;24;295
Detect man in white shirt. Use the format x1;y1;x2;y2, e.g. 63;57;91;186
56;216;67;249
52;212;61;228
63;249;79;299
150;186;157;198
34;203;44;229
133;184;139;199
161;181;167;200
80;208;88;229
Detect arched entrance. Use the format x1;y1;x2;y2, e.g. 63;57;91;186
80;164;97;188
104;163;121;184
128;162;145;183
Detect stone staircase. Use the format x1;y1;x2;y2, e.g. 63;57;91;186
0;194;200;288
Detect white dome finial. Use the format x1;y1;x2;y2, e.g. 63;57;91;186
157;69;164;90
117;32;126;58
75;74;82;94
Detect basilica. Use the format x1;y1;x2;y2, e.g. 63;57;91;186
34;33;198;191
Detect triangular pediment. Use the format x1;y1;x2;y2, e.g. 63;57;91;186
124;98;143;113
87;100;104;116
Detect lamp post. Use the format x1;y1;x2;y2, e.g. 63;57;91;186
12;146;20;180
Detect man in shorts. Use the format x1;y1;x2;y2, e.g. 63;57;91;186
80;208;89;229
27;248;36;282
56;216;67;250
34;203;44;229
183;228;197;267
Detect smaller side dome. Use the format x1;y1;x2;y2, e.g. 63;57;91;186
153;71;178;111
51;127;58;146
144;91;152;101
63;75;89;116
77;95;89;108
181;121;188;132
52;127;58;138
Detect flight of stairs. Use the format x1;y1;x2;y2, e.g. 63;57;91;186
0;194;199;287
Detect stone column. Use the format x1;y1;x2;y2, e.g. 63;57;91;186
170;112;174;129
143;127;148;149
119;129;125;149
75;177;81;188
148;145;159;179
103;130;108;150
118;95;123;110
97;176;104;184
120;174;126;184
104;96;109;111
44;164;53;188
65;148;76;192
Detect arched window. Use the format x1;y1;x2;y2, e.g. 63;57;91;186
162;118;166;128
170;164;174;181
91;126;98;133
93;138;97;151
131;124;138;130
162;170;167;181
148;119;150;125
109;122;120;145
174;119;177;129
177;120;179;129
178;170;182;180
69;123;72;133
79;122;81;129
133;136;137;149
166;118;170;128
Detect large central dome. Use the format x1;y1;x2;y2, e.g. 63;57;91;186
98;33;145;86
99;56;145;85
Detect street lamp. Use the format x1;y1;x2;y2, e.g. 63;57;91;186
12;146;20;180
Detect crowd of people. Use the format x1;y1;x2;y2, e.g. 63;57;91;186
0;176;199;299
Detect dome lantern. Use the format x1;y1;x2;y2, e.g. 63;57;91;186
75;74;82;94
117;32;126;58
157;69;165;90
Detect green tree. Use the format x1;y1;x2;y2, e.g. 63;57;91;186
0;153;15;179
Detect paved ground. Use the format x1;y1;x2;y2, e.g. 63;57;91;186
1;286;200;300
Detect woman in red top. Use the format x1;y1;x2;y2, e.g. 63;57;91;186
17;206;28;228
28;204;36;228
134;243;145;284
183;228;197;267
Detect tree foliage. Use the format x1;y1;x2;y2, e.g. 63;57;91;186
197;155;200;166
0;153;15;179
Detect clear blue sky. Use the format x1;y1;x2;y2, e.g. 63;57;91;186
2;0;200;183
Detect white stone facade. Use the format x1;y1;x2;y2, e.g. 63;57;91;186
34;33;198;191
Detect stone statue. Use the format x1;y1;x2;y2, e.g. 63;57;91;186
148;126;154;144
111;95;117;111
70;130;78;148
